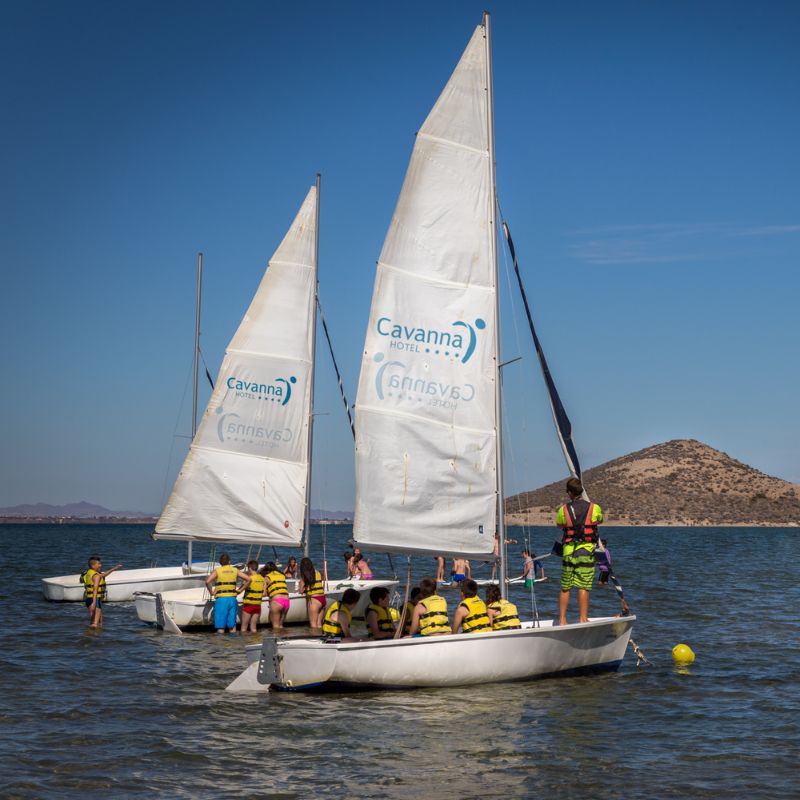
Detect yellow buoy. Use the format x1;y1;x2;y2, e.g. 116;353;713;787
672;643;695;664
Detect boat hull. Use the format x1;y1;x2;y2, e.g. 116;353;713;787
41;564;213;602
226;615;635;692
134;578;399;629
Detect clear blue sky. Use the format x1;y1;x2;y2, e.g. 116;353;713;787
2;0;798;513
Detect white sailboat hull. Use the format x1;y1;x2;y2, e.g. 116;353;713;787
41;564;214;602
226;615;635;692
134;578;399;629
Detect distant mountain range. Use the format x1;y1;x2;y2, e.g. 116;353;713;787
4;440;797;526
0;501;155;519
506;439;800;526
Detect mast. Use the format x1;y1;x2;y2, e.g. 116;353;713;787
303;174;321;557
192;252;203;439
188;251;203;567
483;12;507;597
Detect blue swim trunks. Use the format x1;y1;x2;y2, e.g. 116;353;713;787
84;597;102;608
452;573;466;583
214;596;238;630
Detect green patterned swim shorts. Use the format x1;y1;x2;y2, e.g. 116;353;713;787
560;542;595;591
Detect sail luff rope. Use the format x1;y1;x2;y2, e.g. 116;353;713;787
316;297;355;439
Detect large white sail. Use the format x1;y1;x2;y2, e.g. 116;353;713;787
155;186;318;545
353;25;498;557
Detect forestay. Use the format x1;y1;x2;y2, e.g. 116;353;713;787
353;26;498;558
155;186;318;545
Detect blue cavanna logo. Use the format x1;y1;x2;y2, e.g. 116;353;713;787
226;375;297;405
375;317;486;363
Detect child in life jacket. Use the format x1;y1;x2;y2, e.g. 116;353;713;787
82;555;122;628
239;559;265;633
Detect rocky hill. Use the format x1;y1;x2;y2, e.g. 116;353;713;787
505;439;800;526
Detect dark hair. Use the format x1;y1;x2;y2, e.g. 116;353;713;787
343;550;353;561
342;588;361;605
601;539;608;546
300;557;316;587
88;554;101;566
219;553;231;566
566;478;583;498
486;584;501;604
461;579;478;597
521;549;530;557
369;586;389;604
420;577;437;598
409;587;421;603
286;556;297;565
247;559;259;570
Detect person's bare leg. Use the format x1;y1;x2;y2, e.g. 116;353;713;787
559;590;570;626
240;611;251;633
578;589;590;623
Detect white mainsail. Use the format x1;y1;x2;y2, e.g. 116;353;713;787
155;186;318;545
353;26;498;557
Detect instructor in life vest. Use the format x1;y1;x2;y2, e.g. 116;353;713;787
557;478;603;625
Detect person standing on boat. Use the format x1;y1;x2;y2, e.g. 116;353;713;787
485;584;521;630
205;554;249;634
239;560;266;634
321;588;361;640
262;561;290;631
82;555;122;628
435;555;446;582
343;551;357;577
299;557;326;630
595;539;611;585
452;579;491;634
557;478;603;625
450;558;470;585
365;586;396;639
352;549;373;579
282;556;299;580
409;577;450;636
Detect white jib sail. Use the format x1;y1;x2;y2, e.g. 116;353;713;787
353;25;497;558
155;186;318;545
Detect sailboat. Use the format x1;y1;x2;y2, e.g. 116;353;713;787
227;14;633;691
134;178;396;630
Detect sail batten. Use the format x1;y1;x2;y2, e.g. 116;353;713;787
155;186;318;545
353;24;498;558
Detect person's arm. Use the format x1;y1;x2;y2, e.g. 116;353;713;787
409;603;423;636
205;569;218;596
365;609;380;638
101;563;123;578
90;573;101;606
486;605;498;624
238;576;252;596
465;561;471;578
339;610;351;638
452;603;467;635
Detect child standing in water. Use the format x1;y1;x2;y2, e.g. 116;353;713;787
239;560;265;634
81;555;122;628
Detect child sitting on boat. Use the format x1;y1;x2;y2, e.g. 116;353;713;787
321;588;361;641
409;578;449;636
452;579;491;634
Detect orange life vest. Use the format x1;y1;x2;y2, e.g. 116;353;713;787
560;502;599;545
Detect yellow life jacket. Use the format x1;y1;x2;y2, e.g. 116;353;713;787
303;570;324;596
322;600;352;637
402;600;416;635
82;568;106;601
459;595;491;633
366;603;395;637
418;594;449;635
266;570;289;599
242;573;265;605
214;564;239;597
488;599;521;630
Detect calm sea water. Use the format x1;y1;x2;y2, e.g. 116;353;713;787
1;523;797;799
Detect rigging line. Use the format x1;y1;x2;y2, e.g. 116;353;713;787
159;356;194;511
316;296;355;439
498;208;583;484
198;347;215;389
